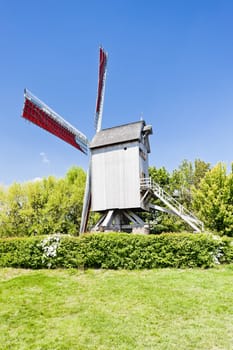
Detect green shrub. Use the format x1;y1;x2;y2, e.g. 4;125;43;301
0;236;44;268
220;236;233;263
0;233;232;269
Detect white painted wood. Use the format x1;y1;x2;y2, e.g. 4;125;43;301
90;121;152;213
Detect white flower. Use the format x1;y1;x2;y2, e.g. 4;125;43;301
40;233;61;261
211;248;223;265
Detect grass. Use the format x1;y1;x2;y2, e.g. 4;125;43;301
0;267;233;350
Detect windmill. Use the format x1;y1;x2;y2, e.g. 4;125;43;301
22;48;204;233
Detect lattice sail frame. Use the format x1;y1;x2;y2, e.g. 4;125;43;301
80;47;108;233
94;47;108;132
22;89;89;154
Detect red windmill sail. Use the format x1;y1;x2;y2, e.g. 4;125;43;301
94;47;108;132
22;89;89;154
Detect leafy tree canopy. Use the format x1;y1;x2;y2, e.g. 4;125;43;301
0;160;232;237
0;167;86;237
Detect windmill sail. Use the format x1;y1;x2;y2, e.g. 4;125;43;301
80;161;92;233
80;47;108;233
94;47;108;132
22;89;89;154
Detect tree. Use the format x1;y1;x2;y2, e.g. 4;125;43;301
193;163;233;235
147;160;211;233
169;159;211;209
193;159;211;188
149;166;170;189
46;167;86;235
148;165;188;233
24;176;57;235
0;183;28;236
35;167;86;235
0;167;86;237
1;161;232;237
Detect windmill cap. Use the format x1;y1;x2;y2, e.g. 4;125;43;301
90;120;152;150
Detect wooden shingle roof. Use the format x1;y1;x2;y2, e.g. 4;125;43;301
90;120;145;149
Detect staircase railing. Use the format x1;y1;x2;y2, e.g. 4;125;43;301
140;177;204;232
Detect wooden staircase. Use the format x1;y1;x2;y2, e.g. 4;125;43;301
140;178;204;232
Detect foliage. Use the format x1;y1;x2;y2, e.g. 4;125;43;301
0;167;86;237
1;159;233;237
193;159;211;188
193;163;233;236
169;159;211;208
148;159;211;233
149;166;170;190
0;232;232;270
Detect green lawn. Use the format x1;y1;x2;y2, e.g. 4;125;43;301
0;267;233;350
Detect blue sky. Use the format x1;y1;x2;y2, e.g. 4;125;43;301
0;0;233;185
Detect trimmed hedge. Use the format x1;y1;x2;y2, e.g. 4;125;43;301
0;233;233;269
